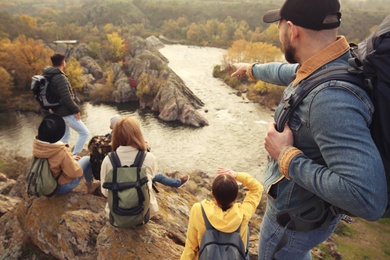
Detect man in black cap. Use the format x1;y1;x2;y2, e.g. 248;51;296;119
231;0;386;259
33;114;100;194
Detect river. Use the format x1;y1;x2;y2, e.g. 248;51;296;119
0;45;273;179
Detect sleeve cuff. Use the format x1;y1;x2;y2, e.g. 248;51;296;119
278;146;303;179
246;63;256;80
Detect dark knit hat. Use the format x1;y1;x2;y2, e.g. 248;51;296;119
38;114;66;143
263;0;341;31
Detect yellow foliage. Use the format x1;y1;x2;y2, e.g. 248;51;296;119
136;72;162;103
19;14;38;30
223;39;283;65
103;23;115;34
65;57;83;90
106;32;125;61
0;35;54;91
187;23;200;42
88;67;115;103
253;81;269;94
0;66;13;101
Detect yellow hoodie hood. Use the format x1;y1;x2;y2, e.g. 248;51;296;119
201;199;244;233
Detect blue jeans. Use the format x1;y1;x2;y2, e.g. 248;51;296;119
55;177;81;194
78;155;94;183
61;114;90;155
258;212;342;260
54;156;94;194
153;173;181;187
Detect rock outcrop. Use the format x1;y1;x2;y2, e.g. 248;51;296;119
53;36;208;127
119;36;208;127
79;56;103;81
0;170;264;259
152;73;208;127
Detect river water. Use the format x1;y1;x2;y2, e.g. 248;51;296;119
0;45;273;179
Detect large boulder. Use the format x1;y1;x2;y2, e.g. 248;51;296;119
145;35;165;50
79;56;103;81
72;43;90;60
151;74;208;127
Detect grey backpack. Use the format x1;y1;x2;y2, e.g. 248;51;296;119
198;202;246;260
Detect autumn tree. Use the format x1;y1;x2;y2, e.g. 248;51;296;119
136;72;162;103
223;39;283;65
187;23;200;42
101;32;125;62
259;24;281;49
0;35;54;91
0;66;13;109
65;57;83;90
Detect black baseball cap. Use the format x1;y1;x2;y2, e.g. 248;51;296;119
263;0;341;30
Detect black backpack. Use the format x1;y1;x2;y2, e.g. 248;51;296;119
31;74;60;110
276;15;390;218
87;134;112;180
198;202;246;260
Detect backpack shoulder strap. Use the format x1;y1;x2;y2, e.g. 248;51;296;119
200;202;213;230
132;150;146;167
108;151;121;168
276;65;364;132
200;202;241;233
106;152;121;187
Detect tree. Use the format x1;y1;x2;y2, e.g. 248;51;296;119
0;66;13;108
223;39;283;65
101;32;125;62
260;24;281;49
187;23;200;42
65;57;83;90
0;35;54;91
136;72;162;103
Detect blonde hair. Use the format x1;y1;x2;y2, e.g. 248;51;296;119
111;116;147;151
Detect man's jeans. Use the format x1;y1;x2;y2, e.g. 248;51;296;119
61;114;90;155
153;173;181;187
258;211;342;260
54;156;95;194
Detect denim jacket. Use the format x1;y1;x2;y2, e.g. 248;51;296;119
252;48;387;221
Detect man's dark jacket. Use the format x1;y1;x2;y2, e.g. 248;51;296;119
43;66;80;117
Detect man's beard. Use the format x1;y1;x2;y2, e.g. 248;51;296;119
284;43;298;64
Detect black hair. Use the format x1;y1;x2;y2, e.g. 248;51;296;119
51;54;65;67
212;174;238;211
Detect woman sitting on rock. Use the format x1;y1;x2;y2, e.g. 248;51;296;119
100;116;160;219
181;168;263;259
32;114;100;194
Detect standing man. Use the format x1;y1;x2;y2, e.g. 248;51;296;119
231;0;387;259
44;53;90;156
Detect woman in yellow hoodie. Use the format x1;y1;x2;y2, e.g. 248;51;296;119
181;168;263;259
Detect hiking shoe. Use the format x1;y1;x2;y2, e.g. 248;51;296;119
86;180;101;194
179;175;190;187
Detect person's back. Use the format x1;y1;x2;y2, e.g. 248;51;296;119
100;116;159;219
33;114;83;194
44;53;90;156
33;114;100;195
43;65;78;118
180;169;263;260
